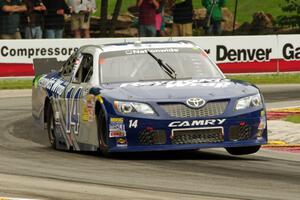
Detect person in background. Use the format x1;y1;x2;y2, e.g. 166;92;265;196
68;0;96;38
137;0;159;37
171;0;193;36
22;0;46;39
43;0;70;38
155;0;166;36
202;0;225;36
0;0;27;39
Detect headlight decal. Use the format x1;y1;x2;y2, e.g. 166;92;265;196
114;101;156;115
235;94;262;111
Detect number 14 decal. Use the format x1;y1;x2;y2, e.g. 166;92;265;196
129;120;138;128
66;87;82;134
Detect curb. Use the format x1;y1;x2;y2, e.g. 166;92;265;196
268;107;300;111
264;140;300;147
267;107;300;120
0;198;38;200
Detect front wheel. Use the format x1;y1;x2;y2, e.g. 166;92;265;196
47;104;56;149
225;145;261;155
97;109;111;157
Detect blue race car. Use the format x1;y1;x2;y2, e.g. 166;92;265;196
32;41;267;156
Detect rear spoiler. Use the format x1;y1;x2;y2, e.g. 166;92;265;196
33;58;66;76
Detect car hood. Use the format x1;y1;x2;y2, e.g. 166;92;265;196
100;79;260;101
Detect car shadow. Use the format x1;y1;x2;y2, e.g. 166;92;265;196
78;149;262;161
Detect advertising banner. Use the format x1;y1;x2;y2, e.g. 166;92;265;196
277;34;300;72
0;35;299;77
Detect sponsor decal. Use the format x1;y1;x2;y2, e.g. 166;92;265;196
86;95;95;122
109;118;126;138
125;48;179;55
33;75;42;88
111;117;124;123
109;130;126;138
54;111;60;123
82;95;95;122
82;107;89;121
116;137;128;147
168;119;226;128
120;79;231;88
39;77;69;96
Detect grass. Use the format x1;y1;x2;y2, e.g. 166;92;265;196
227;73;300;84
94;0;286;24
285;115;300;124
224;0;285;24
0;79;32;90
0;73;300;89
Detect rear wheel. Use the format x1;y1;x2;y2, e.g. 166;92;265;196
97;109;110;156
226;145;261;155
47;104;56;149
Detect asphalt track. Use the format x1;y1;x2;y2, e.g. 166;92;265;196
0;86;300;200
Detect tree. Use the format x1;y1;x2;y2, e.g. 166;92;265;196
109;0;123;36
277;0;300;29
99;0;123;37
100;0;108;37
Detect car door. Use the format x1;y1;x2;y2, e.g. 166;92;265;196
63;53;94;149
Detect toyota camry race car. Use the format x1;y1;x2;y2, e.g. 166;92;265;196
32;41;267;156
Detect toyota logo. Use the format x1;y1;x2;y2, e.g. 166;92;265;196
186;98;206;109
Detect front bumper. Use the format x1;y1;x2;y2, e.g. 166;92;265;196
107;110;268;152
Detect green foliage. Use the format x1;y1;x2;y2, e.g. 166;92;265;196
227;73;300;84
1;73;300;90
285;115;300;124
277;0;300;28
95;0;286;24
0;79;32;89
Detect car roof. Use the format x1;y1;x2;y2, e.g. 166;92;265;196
98;40;199;53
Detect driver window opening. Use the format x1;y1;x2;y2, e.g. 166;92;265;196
74;54;93;83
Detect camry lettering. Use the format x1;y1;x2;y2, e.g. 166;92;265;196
168;119;226;128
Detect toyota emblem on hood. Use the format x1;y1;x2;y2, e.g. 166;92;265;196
186;98;206;109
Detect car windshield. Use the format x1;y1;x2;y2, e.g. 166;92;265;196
100;48;224;84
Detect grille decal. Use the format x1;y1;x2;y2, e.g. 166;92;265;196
160;101;228;118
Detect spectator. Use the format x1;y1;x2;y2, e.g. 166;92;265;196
172;0;193;36
137;0;159;37
22;0;46;39
0;0;27;39
202;0;225;36
155;0;166;36
68;0;96;38
43;0;70;38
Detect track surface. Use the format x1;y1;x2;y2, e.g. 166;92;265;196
0;95;300;200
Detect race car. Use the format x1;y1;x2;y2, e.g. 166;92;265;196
32;40;267;156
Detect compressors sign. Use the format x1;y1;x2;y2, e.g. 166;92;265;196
0;35;299;76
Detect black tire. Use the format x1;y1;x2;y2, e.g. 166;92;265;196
47;104;56;149
97;108;110;157
225;145;261;155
